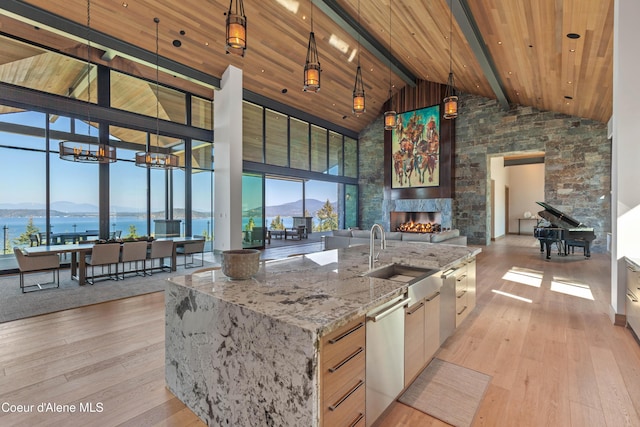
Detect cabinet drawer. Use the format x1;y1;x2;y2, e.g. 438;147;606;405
456;294;470;327
323;348;365;400
322;318;365;371
323;378;366;427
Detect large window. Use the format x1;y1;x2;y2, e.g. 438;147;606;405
306;180;338;231
242;173;264;249
265;177;303;230
110;126;148;238
289;118;309;170
243;102;263;163
49;118;100;239
311;125;328;173
265;110;288;167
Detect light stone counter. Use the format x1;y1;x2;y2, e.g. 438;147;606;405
165;241;480;426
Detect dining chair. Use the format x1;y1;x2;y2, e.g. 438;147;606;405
85;243;121;284
146;240;174;275
14;247;60;293
119;241;148;279
176;240;205;268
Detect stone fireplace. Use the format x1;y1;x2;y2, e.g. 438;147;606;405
382;198;453;231
390;211;442;233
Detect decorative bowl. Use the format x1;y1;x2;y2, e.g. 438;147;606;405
221;249;261;280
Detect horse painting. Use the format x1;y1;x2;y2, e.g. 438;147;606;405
390;106;441;188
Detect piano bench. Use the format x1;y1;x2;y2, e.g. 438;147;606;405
566;240;588;256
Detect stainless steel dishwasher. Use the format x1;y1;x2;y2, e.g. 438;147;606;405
365;294;411;426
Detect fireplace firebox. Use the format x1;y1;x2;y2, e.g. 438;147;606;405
390;211;442;233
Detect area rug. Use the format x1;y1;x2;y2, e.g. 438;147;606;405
0;262;215;324
398;358;491;427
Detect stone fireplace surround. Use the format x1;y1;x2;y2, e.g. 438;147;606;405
382;198;453;231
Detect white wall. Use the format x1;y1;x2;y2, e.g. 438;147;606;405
507;163;545;233
490;157;507;238
611;0;640;322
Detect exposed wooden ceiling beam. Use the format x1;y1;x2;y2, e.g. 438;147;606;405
316;0;417;87
453;0;510;110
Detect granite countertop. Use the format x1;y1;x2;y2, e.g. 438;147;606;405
168;241;481;337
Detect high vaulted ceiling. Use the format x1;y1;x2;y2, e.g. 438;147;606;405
0;0;613;134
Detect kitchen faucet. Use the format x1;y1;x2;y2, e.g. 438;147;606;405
369;223;386;269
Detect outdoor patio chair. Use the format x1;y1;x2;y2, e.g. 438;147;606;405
85;243;120;284
176;240;205;268
14;247;60;293
146;240;173;275
29;233;41;247
119;241;148;279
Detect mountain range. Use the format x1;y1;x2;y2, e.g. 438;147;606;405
0;199;336;217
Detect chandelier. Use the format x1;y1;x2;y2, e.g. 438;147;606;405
59;0;116;164
443;0;458;119
352;0;365;115
303;0;321;93
383;3;396;130
135;17;178;169
225;0;247;57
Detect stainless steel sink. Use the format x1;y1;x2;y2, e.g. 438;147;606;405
361;263;438;284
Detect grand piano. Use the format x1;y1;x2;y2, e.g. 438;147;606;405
534;201;596;260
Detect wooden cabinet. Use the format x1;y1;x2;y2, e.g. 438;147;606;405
626;261;640;334
404;300;426;387
320;316;366;427
455;259;476;327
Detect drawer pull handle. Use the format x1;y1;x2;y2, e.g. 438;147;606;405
329;347;363;373
456;290;467;299
348;413;365;427
457;305;468;316
627;291;638;303
407;302;424;315
329;379;364;411
426;291;440;302
329;322;364;344
457;274;467;281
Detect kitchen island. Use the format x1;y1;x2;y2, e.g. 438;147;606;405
165;241;480;426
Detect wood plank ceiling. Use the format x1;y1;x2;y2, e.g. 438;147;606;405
0;0;614;134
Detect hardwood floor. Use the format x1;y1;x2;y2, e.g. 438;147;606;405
1;236;639;426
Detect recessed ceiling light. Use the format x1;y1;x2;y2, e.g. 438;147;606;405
566;33;581;39
205;42;209;46
497;41;502;45
122;2;128;7
173;40;182;47
282;88;288;94
569;48;576;52
508;71;512;75
568;81;572;84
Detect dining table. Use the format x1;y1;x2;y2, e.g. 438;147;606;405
21;236;206;285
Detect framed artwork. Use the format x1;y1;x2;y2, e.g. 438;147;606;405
390;105;440;188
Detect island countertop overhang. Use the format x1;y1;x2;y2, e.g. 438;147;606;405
167;241;481;337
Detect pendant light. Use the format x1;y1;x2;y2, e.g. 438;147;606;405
59;0;116;163
225;0;246;57
383;2;396;130
135;18;179;169
443;0;458;119
303;0;321;93
352;0;365;115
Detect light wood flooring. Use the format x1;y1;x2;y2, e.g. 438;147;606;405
1;236;639;426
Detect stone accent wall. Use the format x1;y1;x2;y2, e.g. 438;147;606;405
359;93;611;253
